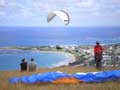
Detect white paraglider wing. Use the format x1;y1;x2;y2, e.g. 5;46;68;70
47;10;70;25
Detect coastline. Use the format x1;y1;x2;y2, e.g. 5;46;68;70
32;50;76;67
0;49;77;70
1;43;119;69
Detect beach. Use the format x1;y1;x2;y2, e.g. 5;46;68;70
27;50;77;67
0;48;77;70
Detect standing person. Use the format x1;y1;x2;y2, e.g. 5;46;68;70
20;58;27;72
94;41;103;69
28;58;37;72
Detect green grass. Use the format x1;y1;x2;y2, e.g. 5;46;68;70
0;67;120;90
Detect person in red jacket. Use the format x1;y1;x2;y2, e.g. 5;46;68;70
94;41;103;69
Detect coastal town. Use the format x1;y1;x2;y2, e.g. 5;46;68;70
52;44;120;67
0;44;120;67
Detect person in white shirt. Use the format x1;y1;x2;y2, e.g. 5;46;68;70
28;58;37;72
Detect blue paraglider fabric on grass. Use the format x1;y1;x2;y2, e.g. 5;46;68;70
73;70;120;83
9;70;120;84
10;72;71;84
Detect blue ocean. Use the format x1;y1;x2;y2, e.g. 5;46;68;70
0;27;120;70
0;50;71;70
0;27;120;46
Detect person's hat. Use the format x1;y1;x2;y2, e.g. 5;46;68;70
31;58;34;61
96;41;100;44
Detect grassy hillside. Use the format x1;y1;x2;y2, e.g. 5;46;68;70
0;67;120;90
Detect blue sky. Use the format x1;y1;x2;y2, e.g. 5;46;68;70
0;0;120;27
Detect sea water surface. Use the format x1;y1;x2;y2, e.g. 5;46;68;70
0;50;72;70
0;27;120;46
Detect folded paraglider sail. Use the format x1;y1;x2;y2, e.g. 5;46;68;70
9;70;120;84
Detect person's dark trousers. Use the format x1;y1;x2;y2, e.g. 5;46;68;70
96;61;101;69
95;53;102;69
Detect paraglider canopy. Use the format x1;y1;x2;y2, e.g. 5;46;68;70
47;10;70;25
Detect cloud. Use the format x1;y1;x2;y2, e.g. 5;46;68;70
2;0;120;17
1;0;120;16
0;0;34;17
0;0;120;26
17;8;35;17
76;0;95;8
0;0;5;6
32;2;57;11
0;0;7;16
31;0;99;15
0;11;5;15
